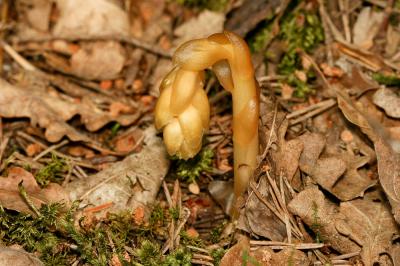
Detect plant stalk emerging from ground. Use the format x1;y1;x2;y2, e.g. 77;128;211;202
155;31;259;215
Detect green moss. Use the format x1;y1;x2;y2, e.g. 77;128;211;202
35;153;68;187
211;248;226;266
279;11;324;74
175;148;213;183
311;201;323;243
249;26;272;53
173;0;228;11
136;240;163;265
163;248;192;266
275;8;324;98
168;207;180;221
180;231;204;248
372;72;400;86
0;203;68;265
150;204;166;227
209;221;226;244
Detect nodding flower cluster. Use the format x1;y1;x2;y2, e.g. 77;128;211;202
155;31;259;214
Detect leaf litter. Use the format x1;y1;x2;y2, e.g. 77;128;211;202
1;0;400;265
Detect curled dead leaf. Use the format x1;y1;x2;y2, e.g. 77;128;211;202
0;79;139;143
0;167;69;215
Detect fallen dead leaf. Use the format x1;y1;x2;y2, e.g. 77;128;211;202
239;176;287;241
0;247;43;266
99;80;113;90
53;0;130;38
288;186;361;254
220;236;250;266
25;143;43;157
67;146;95;159
188;182;200;195
352;7;384;50
173;10;225;46
70;41;126;80
109;101;135;118
186;227;199;238
208;180;234;215
385;25;400;57
133;206;145;225
336;89;400;223
298;132;376;201
0;79;139;143
113;128;143;154
339;199;399;265
335;42;387;72
269;248;309;266
17;0;52;32
66;127;169;218
0;167;69;215
280;83;294;100
373;88;400;118
271;120;303;183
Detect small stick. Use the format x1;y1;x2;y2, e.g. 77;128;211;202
250;240;325;250
0;132;10;166
338;0;351;43
162;181;173;208
74;165;88;178
187;245;210;254
191;259;214;266
289;99;337;125
83;202;114;213
17;132;96;169
192;253;213;261
33;139;69;161
287;99;336;119
0;41;38;71
18;181;41;217
13;35;172;58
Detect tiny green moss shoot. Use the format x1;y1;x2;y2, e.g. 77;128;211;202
279;10;324;97
173;0;228;11
174;148;213;183
372;72;400;86
35;153;68;187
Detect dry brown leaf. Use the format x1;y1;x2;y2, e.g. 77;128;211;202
239;176;287;241
339;199;398;265
288;186;361;254
269;248;309;266
0;247;43;266
335;42;387;72
298;132;326;174
385;25;400;56
173;10;225;46
373;88;400;118
53;0;130;38
337;90;400;223
113;128;143;154
208;180;234;215
250;247;309;266
220;236;250;266
70;41;126;80
0;167;69;215
0;79;139;142
66;127;169;218
25;143;43;157
271;120;303;182
352;7;384;50
341;67;379;97
17;0;52;32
